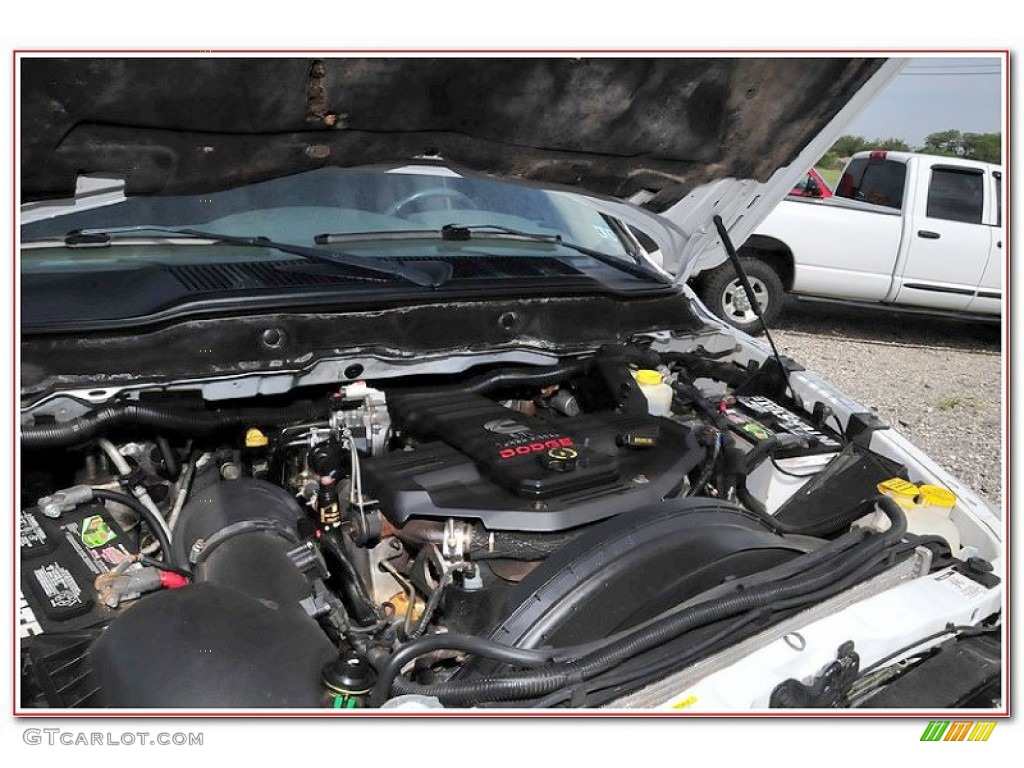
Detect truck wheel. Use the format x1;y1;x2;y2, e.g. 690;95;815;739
697;259;785;335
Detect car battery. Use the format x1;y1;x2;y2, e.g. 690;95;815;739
724;396;844;514
725;395;843;456
20;502;139;640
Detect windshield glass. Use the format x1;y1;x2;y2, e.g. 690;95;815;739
21;167;669;329
22;167;634;266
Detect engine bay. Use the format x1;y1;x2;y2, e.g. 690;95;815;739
18;341;1000;710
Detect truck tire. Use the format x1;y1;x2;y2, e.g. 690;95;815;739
697;258;785;335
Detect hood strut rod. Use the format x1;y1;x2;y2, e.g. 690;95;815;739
712;215;798;404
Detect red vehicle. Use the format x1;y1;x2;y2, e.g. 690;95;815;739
789;167;833;198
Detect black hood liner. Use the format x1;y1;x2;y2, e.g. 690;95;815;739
21;57;884;211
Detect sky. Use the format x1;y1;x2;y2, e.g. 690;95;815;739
843;57;1003;147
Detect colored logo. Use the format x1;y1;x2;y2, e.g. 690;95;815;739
81;515;117;548
498;436;574;460
920;721;996;742
546;446;579;462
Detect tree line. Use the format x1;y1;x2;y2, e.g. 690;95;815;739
819;130;1001;168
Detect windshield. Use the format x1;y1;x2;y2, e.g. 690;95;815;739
21;167;667;329
22;167;634;261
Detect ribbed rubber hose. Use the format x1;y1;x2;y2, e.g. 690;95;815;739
375;496;906;706
21;401;329;449
373;634;556;694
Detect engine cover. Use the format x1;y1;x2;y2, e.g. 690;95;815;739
362;392;703;531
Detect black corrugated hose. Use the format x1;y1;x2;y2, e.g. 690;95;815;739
21;401;329;449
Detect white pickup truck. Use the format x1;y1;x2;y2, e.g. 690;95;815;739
691;151;1004;333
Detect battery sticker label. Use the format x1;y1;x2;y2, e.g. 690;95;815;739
934;570;985;599
100;546;130;568
61;518;132;575
725;411;775;442
20;510;50;553
81;515;117;548
32;562;85;610
740;420;773;441
19;590;44;638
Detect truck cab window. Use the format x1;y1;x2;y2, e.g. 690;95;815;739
926;167;984;224
835;158;907;209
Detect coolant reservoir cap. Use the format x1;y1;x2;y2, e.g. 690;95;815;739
245;428;269;448
918;484;957;508
635;369;663;386
877;477;919;500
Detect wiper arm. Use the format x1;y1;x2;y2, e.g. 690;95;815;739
438;223;562;243
548;237;671;284
442;224;669;283
46;226;452;288
316;223;669;284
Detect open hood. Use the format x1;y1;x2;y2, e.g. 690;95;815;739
20;56;904;279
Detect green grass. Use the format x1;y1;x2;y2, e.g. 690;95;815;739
815;167;841;189
934;393;981;413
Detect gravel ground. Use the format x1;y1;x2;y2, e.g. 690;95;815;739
769;298;1003;506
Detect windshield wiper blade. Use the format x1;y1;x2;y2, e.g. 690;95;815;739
48;226;452;288
315;223;562;245
439;223;563;243
315;223;669;284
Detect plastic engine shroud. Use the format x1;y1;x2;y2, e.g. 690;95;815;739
361;392;703;532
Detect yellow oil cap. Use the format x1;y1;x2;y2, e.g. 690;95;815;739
877;477;919;506
245;428;270;448
918;484;957;508
635;369;663;386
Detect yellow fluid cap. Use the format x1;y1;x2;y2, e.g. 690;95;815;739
635;369;663;386
918;484;957;508
245;428;269;448
877;477;919;500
